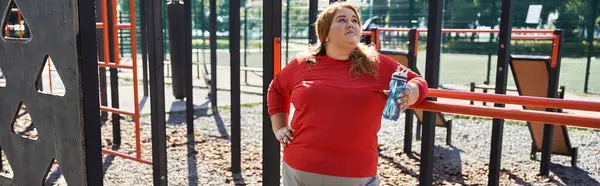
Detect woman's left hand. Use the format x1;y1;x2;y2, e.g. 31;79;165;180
383;82;420;111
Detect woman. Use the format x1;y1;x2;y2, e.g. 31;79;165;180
267;2;428;186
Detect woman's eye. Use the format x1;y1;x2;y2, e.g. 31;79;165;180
352;19;358;23
339;19;345;22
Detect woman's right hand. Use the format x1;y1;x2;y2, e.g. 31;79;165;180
275;126;294;146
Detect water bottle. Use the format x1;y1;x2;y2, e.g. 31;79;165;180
382;67;409;121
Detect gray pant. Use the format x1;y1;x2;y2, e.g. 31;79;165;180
282;162;379;186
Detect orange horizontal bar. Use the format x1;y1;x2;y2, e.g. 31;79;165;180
102;148;152;165
100;106;135;116
98;62;134;69
377;28;411;32
361;31;373;35
427;89;600;112
412;101;600;129
95;23;132;29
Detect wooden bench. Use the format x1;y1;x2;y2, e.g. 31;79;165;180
509;55;577;167
381;49;453;145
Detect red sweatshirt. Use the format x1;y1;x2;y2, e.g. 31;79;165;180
268;53;428;178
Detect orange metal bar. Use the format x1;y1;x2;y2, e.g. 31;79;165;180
102;148;152;165
100;106;135;116
102;0;110;65
98;62;134;69
111;0;120;65
129;0;141;160
427;89;600;112
377;28;411;32
274;37;281;76
414;30;420;56
412;101;600;129
551;34;560;68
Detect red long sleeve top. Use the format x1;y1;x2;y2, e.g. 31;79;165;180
268;53;428;178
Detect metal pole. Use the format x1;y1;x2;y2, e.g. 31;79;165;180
107;0;121;146
308;0;318;45
147;0;168;185
263;0;282;185
419;0;444;185
230;0;242;175
489;0;513;185
404;29;417;155
210;0;217;107
79;0;103;184
585;0;597;93
540;30;564;176
184;0;194;136
141;0;150;96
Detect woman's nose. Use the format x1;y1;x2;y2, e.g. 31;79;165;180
346;22;353;29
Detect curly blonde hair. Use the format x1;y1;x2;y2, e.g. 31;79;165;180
297;2;379;78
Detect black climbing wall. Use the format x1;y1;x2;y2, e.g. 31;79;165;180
0;0;102;185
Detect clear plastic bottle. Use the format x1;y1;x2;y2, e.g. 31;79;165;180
382;67;409;121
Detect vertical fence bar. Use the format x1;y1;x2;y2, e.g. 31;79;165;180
488;0;513;185
263;0;282;184
140;0;149;97
404;28;417;155
106;0;121;146
230;0;242;175
147;0;168;184
419;0;444;185
209;0;217;107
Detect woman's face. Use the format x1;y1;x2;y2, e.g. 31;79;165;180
327;7;361;48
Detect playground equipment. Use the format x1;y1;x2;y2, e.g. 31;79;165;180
94;0;147;165
510;55;578;166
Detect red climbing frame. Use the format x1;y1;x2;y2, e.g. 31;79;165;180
96;0;147;165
